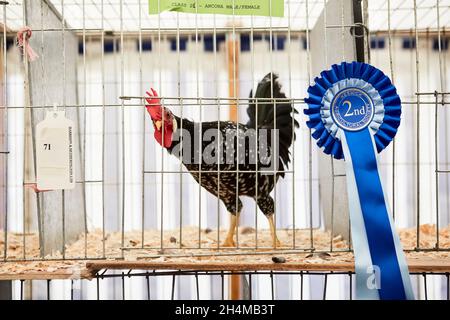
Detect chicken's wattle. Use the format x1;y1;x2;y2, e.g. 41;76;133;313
153;116;174;148
145;89;175;148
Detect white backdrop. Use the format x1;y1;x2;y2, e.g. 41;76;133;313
4;32;450;299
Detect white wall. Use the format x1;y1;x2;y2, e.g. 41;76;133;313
4;32;450;299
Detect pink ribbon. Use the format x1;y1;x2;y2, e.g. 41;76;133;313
17;26;39;61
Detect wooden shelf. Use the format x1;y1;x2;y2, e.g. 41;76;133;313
0;256;449;281
86;257;450;274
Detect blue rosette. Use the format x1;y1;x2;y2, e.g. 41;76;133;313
304;62;414;300
305;61;401;159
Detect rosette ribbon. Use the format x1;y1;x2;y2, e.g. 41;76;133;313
305;61;414;300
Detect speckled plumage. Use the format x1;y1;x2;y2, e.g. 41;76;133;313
166;73;298;217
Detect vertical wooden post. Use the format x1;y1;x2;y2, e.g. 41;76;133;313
227;37;239;123
227;34;241;300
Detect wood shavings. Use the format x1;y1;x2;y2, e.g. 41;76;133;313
398;224;450;250
305;252;332;260
0;224;449;279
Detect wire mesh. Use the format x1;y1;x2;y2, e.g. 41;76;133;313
0;0;449;300
4;270;450;300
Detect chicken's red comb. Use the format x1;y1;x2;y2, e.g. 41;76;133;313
145;88;162;120
145;88;160;105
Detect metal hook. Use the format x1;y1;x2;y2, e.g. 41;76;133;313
349;22;369;39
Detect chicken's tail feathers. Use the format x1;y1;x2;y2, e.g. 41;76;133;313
246;73;299;175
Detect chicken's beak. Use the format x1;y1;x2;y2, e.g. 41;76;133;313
154;120;162;131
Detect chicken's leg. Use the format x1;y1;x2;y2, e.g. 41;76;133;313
267;214;281;248
222;213;239;247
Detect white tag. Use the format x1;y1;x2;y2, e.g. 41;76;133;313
36;110;75;190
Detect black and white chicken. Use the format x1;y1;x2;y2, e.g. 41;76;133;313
145;73;298;247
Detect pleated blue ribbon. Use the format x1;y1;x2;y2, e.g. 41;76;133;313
305;61;414;300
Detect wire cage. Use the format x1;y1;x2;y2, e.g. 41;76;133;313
0;0;449;300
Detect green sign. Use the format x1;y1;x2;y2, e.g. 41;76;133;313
149;0;284;17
